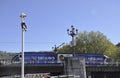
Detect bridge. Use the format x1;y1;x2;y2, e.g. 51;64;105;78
0;63;64;77
0;63;120;78
86;65;120;78
1;57;120;78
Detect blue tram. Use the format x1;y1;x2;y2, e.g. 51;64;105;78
12;52;57;64
74;54;106;65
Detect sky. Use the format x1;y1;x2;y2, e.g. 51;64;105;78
0;0;120;52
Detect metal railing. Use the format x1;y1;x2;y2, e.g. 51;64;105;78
1;73;50;78
0;59;11;65
1;59;120;67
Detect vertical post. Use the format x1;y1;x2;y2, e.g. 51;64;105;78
21;28;24;78
72;36;75;55
20;13;27;78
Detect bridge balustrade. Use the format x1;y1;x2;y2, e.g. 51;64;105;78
1;58;120;66
0;59;11;65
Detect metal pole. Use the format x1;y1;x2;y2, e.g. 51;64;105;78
21;28;24;78
20;13;27;78
72;36;75;56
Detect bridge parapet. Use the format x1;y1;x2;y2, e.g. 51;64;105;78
0;59;11;65
1;59;120;66
86;65;120;72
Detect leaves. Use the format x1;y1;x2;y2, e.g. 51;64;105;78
58;31;118;59
0;51;17;60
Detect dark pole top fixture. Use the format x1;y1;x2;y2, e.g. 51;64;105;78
20;13;27;32
67;25;78;37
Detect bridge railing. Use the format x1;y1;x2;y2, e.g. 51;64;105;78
0;59;12;65
85;61;120;66
104;61;120;66
1;58;120;67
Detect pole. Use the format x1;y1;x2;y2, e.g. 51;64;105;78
21;28;24;78
20;13;27;78
72;36;75;56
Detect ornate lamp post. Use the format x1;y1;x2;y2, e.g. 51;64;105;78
67;25;78;56
20;13;27;78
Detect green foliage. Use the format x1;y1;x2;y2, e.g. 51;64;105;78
0;51;17;60
57;44;72;53
76;31;115;54
58;31;118;59
113;43;120;60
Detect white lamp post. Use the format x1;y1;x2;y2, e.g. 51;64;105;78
20;13;27;78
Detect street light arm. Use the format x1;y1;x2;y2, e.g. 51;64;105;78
56;42;65;49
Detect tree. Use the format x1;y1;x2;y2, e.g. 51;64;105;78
57;44;73;53
112;43;120;60
0;51;17;60
58;31;116;58
76;31;114;54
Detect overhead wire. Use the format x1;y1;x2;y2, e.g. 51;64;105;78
0;41;64;45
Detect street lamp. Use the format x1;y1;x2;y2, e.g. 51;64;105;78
67;25;78;56
20;13;27;78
